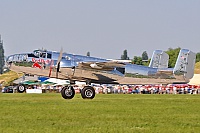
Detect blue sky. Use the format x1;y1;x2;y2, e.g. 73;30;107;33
0;0;200;59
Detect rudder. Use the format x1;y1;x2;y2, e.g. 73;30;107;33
173;49;196;80
149;50;169;68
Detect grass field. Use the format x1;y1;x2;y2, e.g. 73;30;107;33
0;93;200;133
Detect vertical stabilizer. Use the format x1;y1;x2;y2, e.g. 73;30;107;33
173;49;196;80
149;50;169;68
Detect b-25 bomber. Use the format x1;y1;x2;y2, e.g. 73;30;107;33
6;48;196;99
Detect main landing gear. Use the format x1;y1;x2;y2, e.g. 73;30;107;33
81;86;95;99
61;85;95;99
61;86;75;99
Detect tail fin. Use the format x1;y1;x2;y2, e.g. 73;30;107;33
149;50;169;68
173;49;196;80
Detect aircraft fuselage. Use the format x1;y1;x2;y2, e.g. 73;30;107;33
6;49;195;84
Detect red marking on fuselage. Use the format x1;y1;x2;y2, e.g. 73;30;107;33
31;57;52;69
32;62;42;69
32;58;51;64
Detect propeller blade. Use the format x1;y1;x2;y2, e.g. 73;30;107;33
56;47;63;67
48;60;54;77
56;62;60;78
56;48;63;78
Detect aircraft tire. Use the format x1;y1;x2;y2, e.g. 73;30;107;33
61;86;75;99
81;86;95;99
17;85;26;93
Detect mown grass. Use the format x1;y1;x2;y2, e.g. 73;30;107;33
0;94;200;133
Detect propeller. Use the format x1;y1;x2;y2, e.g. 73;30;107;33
48;60;53;77
56;48;63;78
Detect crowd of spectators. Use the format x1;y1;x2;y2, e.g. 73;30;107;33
94;84;200;95
2;83;200;94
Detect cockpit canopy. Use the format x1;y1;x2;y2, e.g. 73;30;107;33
33;49;51;59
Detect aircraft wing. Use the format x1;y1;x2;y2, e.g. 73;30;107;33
78;61;125;71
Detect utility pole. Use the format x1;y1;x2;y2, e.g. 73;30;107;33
0;35;5;74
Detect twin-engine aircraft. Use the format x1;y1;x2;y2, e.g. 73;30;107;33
6;48;196;99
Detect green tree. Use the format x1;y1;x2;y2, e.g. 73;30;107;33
166;47;181;68
0;38;5;74
196;52;200;63
142;59;150;66
142;51;148;60
86;52;90;57
131;51;149;66
121;50;129;60
132;56;143;65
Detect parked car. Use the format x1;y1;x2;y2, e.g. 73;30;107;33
2;86;14;93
